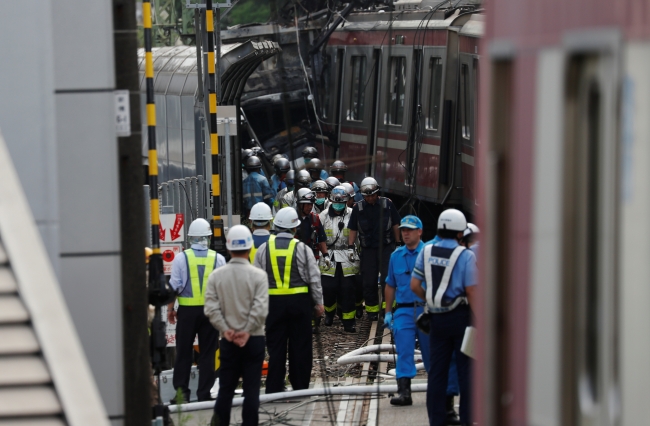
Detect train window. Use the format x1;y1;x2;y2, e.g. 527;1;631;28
426;57;443;130
347;56;367;121
461;64;471;139
387;56;406;125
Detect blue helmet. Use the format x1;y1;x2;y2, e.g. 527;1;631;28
399;215;423;230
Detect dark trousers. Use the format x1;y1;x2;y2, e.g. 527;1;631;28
426;306;472;426
322;264;356;325
214;337;265;426
354;275;364;307
173;305;219;401
265;293;313;393
359;244;393;312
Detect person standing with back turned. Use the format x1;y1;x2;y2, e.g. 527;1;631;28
205;225;269;426
254;207;324;393
167;218;226;403
410;209;477;426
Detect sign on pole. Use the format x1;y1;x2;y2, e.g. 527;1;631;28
160;213;185;243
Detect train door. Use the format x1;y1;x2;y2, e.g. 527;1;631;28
418;46;447;201
375;44;414;196
338;46;378;185
458;50;478;212
561;49;620;426
324;46;345;158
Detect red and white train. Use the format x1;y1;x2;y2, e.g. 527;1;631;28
475;0;650;425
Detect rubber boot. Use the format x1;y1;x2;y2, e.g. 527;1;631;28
446;395;461;425
390;378;412;406
342;319;356;334
324;311;335;326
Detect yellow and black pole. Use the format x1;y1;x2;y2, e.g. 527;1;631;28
143;1;172;412
205;0;224;250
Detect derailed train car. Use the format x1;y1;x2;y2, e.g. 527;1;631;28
139;0;482;227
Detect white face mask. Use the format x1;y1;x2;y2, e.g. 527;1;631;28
190;236;209;249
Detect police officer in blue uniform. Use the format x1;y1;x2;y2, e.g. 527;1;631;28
410;209;477;426
348;177;401;320
270;157;291;198
383;215;430;406
167;218;227;402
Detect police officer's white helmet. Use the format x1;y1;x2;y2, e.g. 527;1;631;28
360;177;380;195
226;224;253;250
437;209;467;232
249;202;273;222
187;218;212;237
274;207;300;230
463;223;480;237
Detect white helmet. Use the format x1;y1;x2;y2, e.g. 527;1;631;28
249;202;273;223
274;207;300;230
226;224;253;250
463;223;480;237
341;182;355;197
187;218;212;237
359;177;380;195
437;209;467;232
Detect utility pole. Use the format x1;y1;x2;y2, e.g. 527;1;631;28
112;0;150;424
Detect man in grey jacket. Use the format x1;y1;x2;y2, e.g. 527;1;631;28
205;225;269;426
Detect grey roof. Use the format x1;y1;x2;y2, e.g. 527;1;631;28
0;131;109;425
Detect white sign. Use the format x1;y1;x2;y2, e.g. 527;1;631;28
161;243;183;275
114;90;131;137
159;213;185;243
162;300;199;347
217;105;237;135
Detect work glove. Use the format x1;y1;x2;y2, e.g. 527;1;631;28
322;253;332;269
383;312;393;331
347;246;357;262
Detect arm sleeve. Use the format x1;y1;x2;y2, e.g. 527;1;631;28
261;178;274;204
464;251;478;287
243;269;270;333
348;206;359;231
203;275;230;334
301;243;323;305
385;254;397;288
411;250;426;282
168;253;186;293
389;201;401;225
316;221;327;243
214;253;227;268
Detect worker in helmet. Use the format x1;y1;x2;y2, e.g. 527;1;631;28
318;186;359;333
167;218;227;403
311;180;330;214
279;170;312;211
274;170;295;212
248;202;274;263
253;207;324;394
330;160;362;202
302;147;329;180
242;156;274;215
205;225;269;426
270;157;291;198
306;158;326;182
411;209;477;426
348;177;401;320
341;182;364;317
383;215;430;408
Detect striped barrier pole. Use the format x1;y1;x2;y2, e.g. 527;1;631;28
205;0;224;250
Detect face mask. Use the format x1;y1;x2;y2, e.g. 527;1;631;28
287;184;294;192
190;236;209;249
332;202;346;212
315;198;326;206
305;158;312;164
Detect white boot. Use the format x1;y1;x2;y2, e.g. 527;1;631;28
210;378;220;399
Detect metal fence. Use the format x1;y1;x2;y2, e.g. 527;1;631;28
144;176;207;247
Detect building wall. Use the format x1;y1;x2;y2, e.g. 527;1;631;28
0;1;124;424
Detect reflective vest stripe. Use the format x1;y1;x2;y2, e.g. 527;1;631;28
178;249;217;306
268;235;307;295
249;246;257;263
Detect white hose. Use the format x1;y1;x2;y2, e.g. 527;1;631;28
336;344;421;365
169;383;428;413
387;363;426;376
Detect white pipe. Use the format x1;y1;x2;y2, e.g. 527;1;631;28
337;354;422;365
387;363;426;376
169;383;428;413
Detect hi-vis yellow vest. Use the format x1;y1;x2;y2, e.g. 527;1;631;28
177;249;217;306
266;235;308;295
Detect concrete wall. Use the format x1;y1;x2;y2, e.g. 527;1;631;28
0;1;124;424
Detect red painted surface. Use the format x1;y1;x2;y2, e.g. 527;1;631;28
416;152;439;189
328;29;448;46
459;35;480;54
